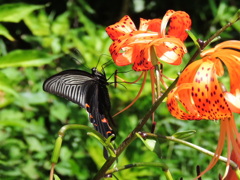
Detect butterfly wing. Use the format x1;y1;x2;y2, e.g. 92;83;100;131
87;83;115;139
43;69;115;139
43;70;94;108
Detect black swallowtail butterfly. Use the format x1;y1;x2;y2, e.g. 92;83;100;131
43;68;115;140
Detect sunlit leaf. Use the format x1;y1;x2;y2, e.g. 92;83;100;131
136;133;162;158
0;78;19;97
26;137;43;152
23;9;51;36
59;146;72;161
52;12;70;35
87;140;106;169
0;74;19;107
1;138;26;149
0;3;44;23
0;24;14;41
0;119;28;128
50;102;70;123
77;0;95;14
53;174;61;180
20;92;48;104
55;160;74;176
0;50;61;68
22;160;39;179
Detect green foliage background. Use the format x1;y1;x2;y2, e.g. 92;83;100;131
0;0;239;179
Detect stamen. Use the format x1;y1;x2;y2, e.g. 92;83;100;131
113;72;148;117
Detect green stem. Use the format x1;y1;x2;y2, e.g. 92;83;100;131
93;46;200;180
50;124;116;180
106;162;173;180
236;168;240;179
93;13;240;179
60;124;115;154
164;169;174;180
58;124;102;137
201;10;240;50
51;136;63;164
144;132;238;170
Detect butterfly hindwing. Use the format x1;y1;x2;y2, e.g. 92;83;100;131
43;69;115;139
85;84;114;139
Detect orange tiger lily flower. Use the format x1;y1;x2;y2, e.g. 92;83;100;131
106;10;191;71
167;40;240;178
106;10;191;119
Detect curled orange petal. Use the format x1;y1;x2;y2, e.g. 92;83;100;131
191;59;231;119
153;37;187;65
146;19;162;32
106;15;137;40
161;10;192;41
167;83;201;120
224;91;240;113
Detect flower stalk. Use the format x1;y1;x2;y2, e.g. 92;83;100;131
49;124;116;180
106;162;173;180
145;132;238;170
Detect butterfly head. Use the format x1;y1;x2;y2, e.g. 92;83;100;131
91;68;108;85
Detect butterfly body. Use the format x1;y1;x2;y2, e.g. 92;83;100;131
43;68;115;139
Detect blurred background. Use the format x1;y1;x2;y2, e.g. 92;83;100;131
0;0;239;179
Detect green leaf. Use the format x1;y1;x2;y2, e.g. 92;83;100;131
23;9;51;36
0;24;14;41
87;132;116;157
87;140;106;169
59;146;72;161
25;136;43;152
77;0;95;14
0;109;24;121
0;76;19;97
1;138;26;149
136;133;162;158
53;174;61;180
50;102;70;122
22;160;39;179
0;119;28;128
0;73;19;107
0;3;44;23
0;50;61;68
19;92;48;105
52;12;70;35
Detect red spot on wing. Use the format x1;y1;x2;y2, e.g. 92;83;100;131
106;131;112;135
101;118;109;123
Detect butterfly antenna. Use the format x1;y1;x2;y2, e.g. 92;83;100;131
70;49;91;71
101;60;113;72
114;69;118;88
68;48;85;65
109;81;128;89
95;54;111;70
106;69;116;82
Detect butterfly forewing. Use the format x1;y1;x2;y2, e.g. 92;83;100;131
43;69;115;139
43;70;96;108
